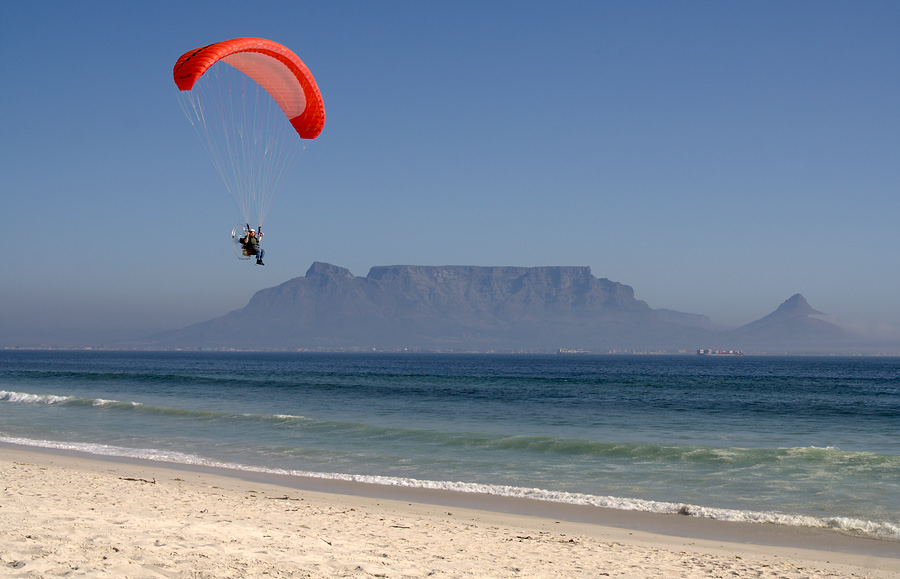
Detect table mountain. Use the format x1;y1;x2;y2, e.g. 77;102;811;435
148;262;714;351
142;263;861;353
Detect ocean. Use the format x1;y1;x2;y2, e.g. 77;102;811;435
2;350;898;542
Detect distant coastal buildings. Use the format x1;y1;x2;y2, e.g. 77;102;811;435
697;349;744;356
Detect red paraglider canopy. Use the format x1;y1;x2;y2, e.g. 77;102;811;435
173;37;324;139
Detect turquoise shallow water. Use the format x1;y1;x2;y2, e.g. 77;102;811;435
1;351;898;540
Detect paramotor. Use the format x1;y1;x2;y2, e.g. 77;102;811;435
232;224;253;260
174;38;324;258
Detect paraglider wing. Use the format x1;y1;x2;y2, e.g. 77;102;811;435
174;37;325;250
174;37;324;139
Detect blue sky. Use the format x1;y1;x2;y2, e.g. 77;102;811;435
2;1;898;345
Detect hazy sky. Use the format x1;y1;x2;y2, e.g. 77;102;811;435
2;1;898;345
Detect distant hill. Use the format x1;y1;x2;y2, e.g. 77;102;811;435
724;294;853;352
140;263;862;353
145;262;713;351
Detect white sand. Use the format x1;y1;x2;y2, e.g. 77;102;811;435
1;446;897;578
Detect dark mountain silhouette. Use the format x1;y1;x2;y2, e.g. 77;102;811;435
141;263;859;353
146;263;713;351
724;293;852;351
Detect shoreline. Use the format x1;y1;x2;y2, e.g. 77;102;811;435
3;441;898;556
4;438;899;549
3;444;898;578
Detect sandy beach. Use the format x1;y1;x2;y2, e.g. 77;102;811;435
1;446;897;578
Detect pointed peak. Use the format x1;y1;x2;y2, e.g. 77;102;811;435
780;293;809;309
774;294;823;316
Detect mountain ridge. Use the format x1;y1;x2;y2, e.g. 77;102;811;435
727;293;852;347
142;262;860;353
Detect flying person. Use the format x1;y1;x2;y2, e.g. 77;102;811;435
240;229;265;265
174;38;324;265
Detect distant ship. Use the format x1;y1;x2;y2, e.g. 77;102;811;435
697;349;744;356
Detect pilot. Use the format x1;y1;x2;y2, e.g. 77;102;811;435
240;229;265;266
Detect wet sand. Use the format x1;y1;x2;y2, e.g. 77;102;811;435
2;445;897;578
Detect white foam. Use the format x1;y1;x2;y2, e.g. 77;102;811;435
0;390;72;405
0;436;208;465
0;389;139;408
295;473;900;539
2;434;897;541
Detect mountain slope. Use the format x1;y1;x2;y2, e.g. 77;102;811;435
141;265;862;353
147;262;713;351
726;294;852;350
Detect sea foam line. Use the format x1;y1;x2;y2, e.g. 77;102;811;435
0;390;317;426
0;389;141;408
0;390;73;405
1;434;898;542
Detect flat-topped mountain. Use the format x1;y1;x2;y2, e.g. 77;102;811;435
143;263;858;353
149;263;712;351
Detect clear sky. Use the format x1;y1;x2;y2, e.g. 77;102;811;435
2;1;898;346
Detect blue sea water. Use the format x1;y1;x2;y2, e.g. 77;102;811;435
1;351;899;541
